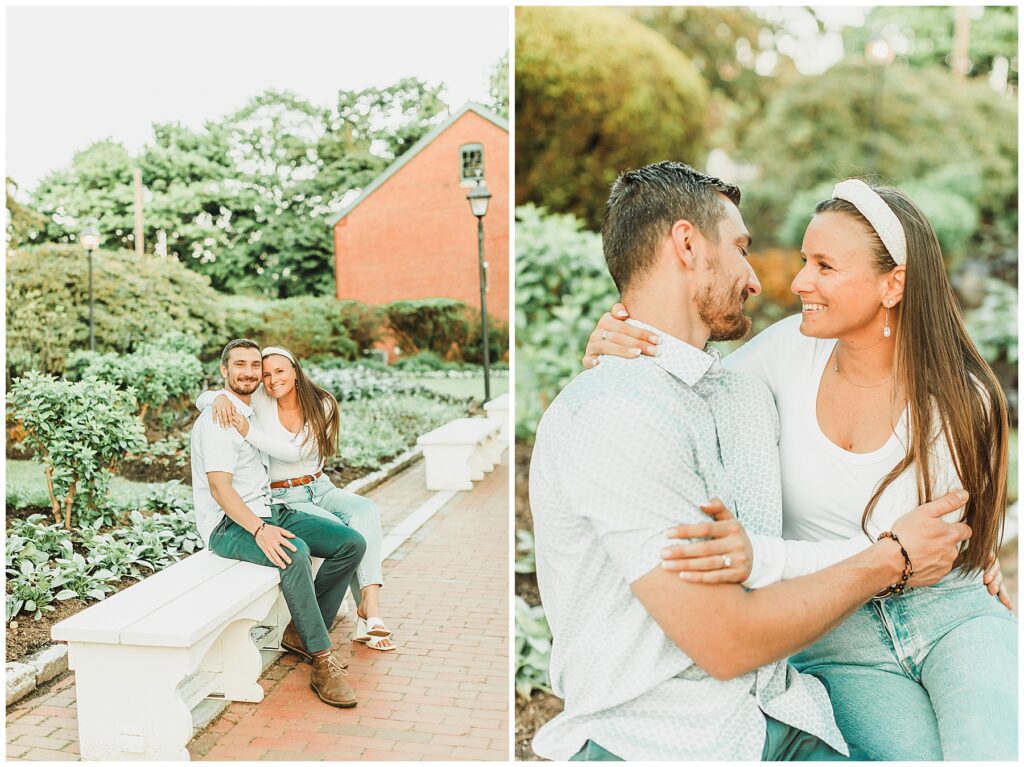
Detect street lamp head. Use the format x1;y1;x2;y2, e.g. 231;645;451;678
866;36;894;67
79;225;101;252
467;177;491;219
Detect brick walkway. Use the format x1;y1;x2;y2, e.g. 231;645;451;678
6;454;510;762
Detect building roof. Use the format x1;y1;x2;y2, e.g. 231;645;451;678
326;101;509;228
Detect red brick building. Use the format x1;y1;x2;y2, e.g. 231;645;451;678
329;103;509;338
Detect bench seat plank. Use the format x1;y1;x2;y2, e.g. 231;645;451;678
51;551;237;645
123;562;279;647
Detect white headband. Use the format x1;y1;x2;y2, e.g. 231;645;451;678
261;346;296;365
831;179;907;265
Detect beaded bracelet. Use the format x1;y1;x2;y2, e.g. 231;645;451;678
877;530;914;597
254;521;268;538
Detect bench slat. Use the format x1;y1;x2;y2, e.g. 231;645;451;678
122;562;280;647
51;550;238;644
417;417;499;446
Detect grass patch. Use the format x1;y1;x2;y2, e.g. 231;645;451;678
410;375;510;400
6;459;190;510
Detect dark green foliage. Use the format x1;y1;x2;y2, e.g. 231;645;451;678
736;62;1017;262
514;205;616;441
221;295;361;360
6;244;227;378
462;308;510;365
515;6;709;230
385;299;471;358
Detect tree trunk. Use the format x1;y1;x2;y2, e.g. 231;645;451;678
63;481;76;531
44;464;62;525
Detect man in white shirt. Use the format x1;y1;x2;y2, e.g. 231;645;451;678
529;162;969;760
191;339;366;708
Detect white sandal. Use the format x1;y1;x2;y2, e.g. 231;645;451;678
354;615;392;641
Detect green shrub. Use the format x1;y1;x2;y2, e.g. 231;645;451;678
462;308;510;365
6;244;227;377
515;595;552;699
385;298;471;358
515;6;708;229
221;294;375;359
737;62;1017;259
8;373;147;529
515;205;616;441
67;349;203;414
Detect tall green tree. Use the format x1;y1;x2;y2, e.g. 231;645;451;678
5;178;47;247
843;6;1018;87
515;6;708;230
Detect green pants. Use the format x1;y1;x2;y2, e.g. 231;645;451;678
209;504;366;654
569;717;870;761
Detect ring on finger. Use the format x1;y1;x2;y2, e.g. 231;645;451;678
722;554;732;568
601;329;609;341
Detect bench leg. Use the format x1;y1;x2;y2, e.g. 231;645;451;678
422;445;474;491
68;643;192;760
204;588;279;702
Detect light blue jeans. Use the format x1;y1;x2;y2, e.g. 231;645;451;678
791;571;1017;761
271;474;384;607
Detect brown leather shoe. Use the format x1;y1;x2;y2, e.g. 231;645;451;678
280;621;313;661
310;652;357;708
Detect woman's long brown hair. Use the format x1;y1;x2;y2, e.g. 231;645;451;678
817;187;1009;572
270;351;340;462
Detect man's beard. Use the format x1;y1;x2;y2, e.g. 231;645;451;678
227;372;260;396
696;281;752;342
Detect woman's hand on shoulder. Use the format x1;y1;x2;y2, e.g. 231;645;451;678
582;303;661;369
228;409;250;438
659;499;753;584
212;394;236;429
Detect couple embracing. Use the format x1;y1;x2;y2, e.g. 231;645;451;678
190;339;394;710
530;162;1016;760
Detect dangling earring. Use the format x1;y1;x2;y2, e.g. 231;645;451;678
883;301;891;338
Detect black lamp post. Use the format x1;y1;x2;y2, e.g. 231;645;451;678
467;176;493;404
79;225;101;351
866;35;894;174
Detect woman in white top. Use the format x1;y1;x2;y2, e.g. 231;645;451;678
198;346;395;651
584;181;1015;759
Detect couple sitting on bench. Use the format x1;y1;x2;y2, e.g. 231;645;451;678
191;339;393;709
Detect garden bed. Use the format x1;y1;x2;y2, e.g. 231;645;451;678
515;441;561;761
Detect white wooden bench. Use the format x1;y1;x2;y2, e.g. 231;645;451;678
483;392;510;445
51;549;299;761
416;417;502;491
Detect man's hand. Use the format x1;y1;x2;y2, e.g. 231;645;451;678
660;499;753;583
892;490;972;587
254;523;298;569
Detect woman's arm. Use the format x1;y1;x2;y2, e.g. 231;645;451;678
196;389;235;429
230;413;313;464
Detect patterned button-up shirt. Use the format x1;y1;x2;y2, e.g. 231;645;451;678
529;320;847;761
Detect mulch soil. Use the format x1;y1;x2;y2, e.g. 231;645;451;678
5;575;141;662
515;441;561;760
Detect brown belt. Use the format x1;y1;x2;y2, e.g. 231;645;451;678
270;471;323;489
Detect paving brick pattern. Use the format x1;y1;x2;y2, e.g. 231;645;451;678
6;455;510;762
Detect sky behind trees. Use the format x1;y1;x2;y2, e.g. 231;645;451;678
5;5;508;190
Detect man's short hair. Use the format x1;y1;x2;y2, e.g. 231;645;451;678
220;339;260;367
601;161;742;293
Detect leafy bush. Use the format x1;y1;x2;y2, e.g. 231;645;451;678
6;504;205;622
6;244;227;377
737;62;1017;261
515;595;553;699
222;294;380;359
385;298;471;358
66;347;203;422
515;6;708;229
515;529;537;574
462;308;510;365
965;278;1018;365
8;373;147;529
515;205;616;441
391;351;449;372
308;364;465;404
336;394;467;468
